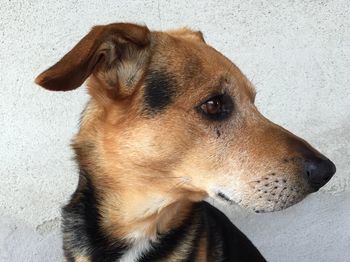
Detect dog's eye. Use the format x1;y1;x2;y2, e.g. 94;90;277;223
198;94;233;120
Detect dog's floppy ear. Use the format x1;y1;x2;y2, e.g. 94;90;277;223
35;23;150;97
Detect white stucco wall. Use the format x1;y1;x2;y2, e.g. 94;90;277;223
1;1;349;261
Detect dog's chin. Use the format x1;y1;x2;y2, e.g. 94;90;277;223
212;189;309;213
244;193;308;213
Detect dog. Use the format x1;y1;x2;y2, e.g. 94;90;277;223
35;23;336;262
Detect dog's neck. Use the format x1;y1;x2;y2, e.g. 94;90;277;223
101;187;195;242
64;169;208;261
78;168;201;242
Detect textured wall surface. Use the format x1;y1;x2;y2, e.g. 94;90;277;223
1;1;349;261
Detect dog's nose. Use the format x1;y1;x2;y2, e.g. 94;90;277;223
304;158;336;191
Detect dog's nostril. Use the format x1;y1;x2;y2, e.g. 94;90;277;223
306;170;310;178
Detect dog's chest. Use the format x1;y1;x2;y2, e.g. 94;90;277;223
119;238;152;262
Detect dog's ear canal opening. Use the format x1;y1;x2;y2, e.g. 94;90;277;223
34;23;151;95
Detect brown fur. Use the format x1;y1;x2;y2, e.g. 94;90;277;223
35;22;334;261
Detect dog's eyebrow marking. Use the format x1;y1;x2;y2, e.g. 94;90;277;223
144;69;177;114
184;54;203;81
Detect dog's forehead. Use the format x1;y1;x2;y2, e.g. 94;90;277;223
143;30;255;114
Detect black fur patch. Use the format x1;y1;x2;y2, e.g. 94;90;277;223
62;170;266;262
62;170;129;262
201;202;266;262
144;69;177;114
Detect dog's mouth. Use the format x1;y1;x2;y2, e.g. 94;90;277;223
215;191;235;204
213;184;308;214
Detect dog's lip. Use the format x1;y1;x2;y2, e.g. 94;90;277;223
216;191;235;204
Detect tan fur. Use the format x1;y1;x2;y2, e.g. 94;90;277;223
196;231;208;262
73;29;302;242
36;22;332;261
165;27;206;43
63;256;90;262
75;256;90;262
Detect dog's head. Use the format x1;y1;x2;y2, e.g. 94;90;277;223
36;23;335;213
